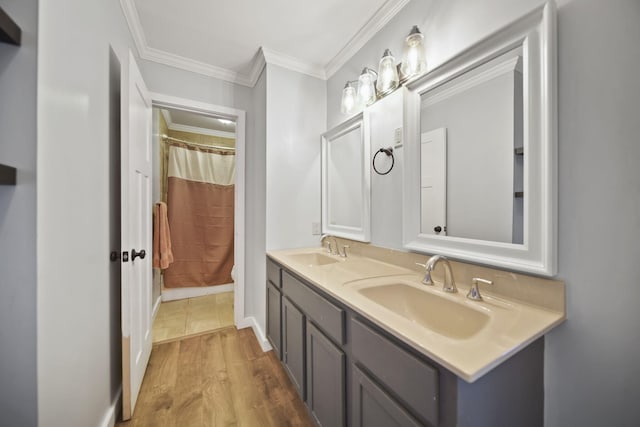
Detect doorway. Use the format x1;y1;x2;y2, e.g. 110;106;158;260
150;93;246;341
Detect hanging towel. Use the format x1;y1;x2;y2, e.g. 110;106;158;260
153;201;174;269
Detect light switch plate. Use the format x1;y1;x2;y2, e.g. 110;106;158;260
311;222;321;235
394;127;403;146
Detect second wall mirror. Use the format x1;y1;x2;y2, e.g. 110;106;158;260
403;2;557;276
322;112;371;242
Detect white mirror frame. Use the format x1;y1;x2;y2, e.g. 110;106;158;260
403;2;557;276
322;111;371;242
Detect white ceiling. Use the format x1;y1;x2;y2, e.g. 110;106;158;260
123;0;410;86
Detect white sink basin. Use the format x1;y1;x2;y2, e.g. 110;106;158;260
357;283;489;339
289;252;341;267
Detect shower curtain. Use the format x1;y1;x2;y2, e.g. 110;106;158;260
163;142;235;288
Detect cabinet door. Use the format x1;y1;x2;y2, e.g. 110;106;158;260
282;297;305;399
306;321;346;427
352;365;423;427
266;281;282;359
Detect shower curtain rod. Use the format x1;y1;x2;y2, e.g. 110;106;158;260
161;134;236;151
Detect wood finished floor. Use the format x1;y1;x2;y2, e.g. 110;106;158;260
153;293;234;343
117;327;313;427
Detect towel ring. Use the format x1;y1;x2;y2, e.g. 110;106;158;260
373;147;395;175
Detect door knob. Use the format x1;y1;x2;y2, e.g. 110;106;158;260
132;249;146;261
434;226;442;233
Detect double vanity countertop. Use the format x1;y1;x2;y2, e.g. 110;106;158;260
267;246;566;383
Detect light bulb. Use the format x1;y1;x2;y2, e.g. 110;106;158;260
401;25;427;78
340;83;357;114
377;49;399;95
357;68;377;107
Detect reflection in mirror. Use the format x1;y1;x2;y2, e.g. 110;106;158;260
420;48;524;244
328;128;363;228
322;112;371;242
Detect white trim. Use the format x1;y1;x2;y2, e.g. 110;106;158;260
149;92;247;326
237;316;272;352
120;0;411;85
99;387;122;427
321;111;372;242
325;0;411;78
161;283;234;302
167;122;236;139
421;54;521;108
119;0;147;58
261;47;326;80
151;294;162;319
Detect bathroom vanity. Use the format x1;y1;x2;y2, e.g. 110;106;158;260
266;246;564;427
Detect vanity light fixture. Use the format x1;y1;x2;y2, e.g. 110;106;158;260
339;25;426;114
340;81;358;115
357;67;378;107
377;49;400;95
400;25;427;78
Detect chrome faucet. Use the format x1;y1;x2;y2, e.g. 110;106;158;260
421;255;457;293
320;234;338;255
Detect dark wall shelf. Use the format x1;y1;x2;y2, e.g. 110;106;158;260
0;163;17;185
0;6;21;46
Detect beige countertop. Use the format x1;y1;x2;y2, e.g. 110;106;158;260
267;246;566;383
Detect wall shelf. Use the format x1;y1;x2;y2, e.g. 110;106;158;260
0;6;21;46
0;163;17;185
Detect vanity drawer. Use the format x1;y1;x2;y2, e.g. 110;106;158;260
351;318;439;426
267;258;281;287
282;271;345;344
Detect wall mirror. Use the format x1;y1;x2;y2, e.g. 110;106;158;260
322;111;371;242
403;2;557;276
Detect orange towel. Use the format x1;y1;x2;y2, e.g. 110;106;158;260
153;201;174;269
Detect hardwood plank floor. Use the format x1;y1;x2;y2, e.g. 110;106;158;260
117;327;313;427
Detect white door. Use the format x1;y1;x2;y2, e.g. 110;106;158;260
420;128;447;235
121;51;153;420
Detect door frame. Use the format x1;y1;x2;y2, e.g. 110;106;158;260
150;92;246;326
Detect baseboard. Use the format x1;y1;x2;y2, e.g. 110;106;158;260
152;295;162;320
99;386;122;427
161;283;234;301
237;316;272;352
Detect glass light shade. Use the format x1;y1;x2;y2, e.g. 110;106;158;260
340;83;357;114
357;68;377;107
377;49;399;94
401;26;427;78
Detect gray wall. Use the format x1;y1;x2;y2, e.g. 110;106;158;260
0;1;38;425
37;2;269;425
327;0;640;424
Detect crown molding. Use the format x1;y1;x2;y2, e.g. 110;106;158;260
121;0;410;86
261;47;327;80
324;0;410;79
168;123;236;139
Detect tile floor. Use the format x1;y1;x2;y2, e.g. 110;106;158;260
152;292;234;343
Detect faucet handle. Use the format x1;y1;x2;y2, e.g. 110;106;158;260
324;241;333;254
339;245;350;258
467;277;493;301
416;262;435;285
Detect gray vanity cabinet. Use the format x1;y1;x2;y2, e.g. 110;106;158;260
352;365;422;427
282;296;306;399
266;256;545;427
266;259;282;359
306;321;346;427
266;281;282;359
